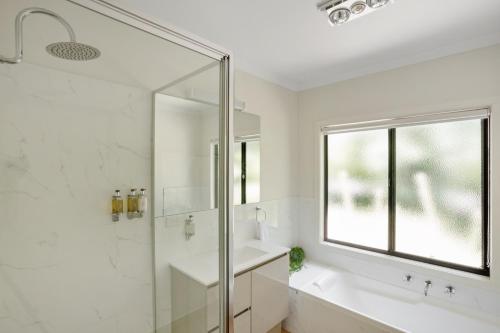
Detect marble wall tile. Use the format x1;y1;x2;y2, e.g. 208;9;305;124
0;63;153;333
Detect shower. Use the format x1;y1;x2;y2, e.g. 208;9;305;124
0;7;100;64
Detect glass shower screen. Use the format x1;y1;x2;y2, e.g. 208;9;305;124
0;1;233;333
154;59;233;333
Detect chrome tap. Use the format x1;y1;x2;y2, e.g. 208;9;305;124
185;215;195;240
445;285;456;297
403;274;413;284
424;280;432;296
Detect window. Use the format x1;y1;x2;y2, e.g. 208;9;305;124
325;129;389;249
323;111;490;275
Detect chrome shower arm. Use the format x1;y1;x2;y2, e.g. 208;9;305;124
0;7;76;64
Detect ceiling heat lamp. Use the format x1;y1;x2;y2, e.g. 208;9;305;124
317;0;393;26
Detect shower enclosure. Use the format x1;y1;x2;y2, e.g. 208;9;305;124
0;1;234;332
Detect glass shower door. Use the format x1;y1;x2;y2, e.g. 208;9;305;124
0;1;233;332
154;58;233;333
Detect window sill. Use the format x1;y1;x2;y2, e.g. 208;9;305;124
319;240;490;284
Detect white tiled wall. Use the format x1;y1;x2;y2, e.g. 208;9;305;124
0;63;154;333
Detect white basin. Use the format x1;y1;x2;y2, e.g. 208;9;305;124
169;240;289;286
234;246;267;265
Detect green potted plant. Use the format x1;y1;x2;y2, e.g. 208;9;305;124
289;246;305;274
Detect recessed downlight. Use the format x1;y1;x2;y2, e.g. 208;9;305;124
350;1;367;15
329;8;350;25
366;0;390;8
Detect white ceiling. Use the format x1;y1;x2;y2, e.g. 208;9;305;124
109;0;500;91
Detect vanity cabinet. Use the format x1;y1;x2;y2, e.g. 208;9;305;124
235;310;251;333
206;271;252;332
171;253;289;333
251;255;289;333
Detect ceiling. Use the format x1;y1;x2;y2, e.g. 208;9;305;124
109;0;500;91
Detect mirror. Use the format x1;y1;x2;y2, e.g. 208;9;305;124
154;94;260;217
213;112;261;207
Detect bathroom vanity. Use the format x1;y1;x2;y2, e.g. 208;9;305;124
169;241;290;333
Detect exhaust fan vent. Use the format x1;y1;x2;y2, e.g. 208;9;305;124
317;0;394;26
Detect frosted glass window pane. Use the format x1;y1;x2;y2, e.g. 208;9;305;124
234;142;242;205
245;141;260;203
395;120;483;268
326;130;389;249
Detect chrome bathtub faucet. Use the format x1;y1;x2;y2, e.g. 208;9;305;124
403;274;413;283
424;280;432;296
445;285;456;297
185;215;195;240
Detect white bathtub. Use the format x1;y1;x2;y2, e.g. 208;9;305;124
284;263;500;333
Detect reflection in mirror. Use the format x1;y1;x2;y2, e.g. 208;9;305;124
154;93;218;217
235;112;261;205
213;112;261;207
155;93;260;217
211;112;260;207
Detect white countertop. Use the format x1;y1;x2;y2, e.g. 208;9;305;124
169;240;290;286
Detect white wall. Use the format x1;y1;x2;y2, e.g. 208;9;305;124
236;71;300;201
297;44;500;316
0;63;153;333
234;69;301;249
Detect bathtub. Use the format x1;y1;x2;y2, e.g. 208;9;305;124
284;262;500;333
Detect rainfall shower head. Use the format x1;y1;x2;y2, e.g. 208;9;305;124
46;42;100;61
0;7;101;64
